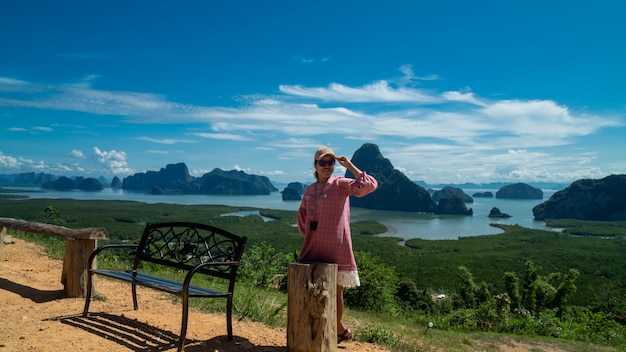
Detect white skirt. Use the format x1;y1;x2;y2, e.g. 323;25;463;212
337;270;360;288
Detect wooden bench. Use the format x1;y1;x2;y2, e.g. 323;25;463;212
0;217;109;298
82;221;247;352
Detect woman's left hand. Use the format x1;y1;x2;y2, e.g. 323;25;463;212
335;156;350;167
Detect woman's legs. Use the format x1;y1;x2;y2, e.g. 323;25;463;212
337;284;345;334
336;284;353;342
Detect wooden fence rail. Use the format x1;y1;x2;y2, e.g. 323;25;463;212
0;217;109;298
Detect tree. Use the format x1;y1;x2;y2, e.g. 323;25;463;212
476;281;491;305
344;251;400;312
458;265;478;308
552;268;580;315
503;272;521;311
535;278;557;313
396;280;421;311
592;281;626;319
522;260;538;313
238;242;290;288
44;205;61;225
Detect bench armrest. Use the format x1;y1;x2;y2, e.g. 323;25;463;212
87;243;139;268
183;261;241;291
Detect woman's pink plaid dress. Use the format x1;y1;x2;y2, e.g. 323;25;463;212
297;172;378;287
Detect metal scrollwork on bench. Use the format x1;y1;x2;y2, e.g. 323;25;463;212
141;225;239;273
83;221;247;352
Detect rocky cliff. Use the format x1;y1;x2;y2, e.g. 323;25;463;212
473;191;493;198
496;183;543;199
346;143;436;212
42;176;103;191
123;162;193;192
488;207;511;218
192;168;277;195
434;195;473;215
122;163;277;195
111;176;122;189
15;172;57;185
432;186;473;203
533;174;626;221
281;182;305;201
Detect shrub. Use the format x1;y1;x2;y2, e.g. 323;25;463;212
356;324;402;349
344;251;400;313
237;242;291;288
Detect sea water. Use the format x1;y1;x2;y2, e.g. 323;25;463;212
4;187;557;240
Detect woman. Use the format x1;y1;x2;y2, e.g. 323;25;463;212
297;146;378;343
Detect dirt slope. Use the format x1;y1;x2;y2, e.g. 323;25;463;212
0;237;389;352
2;237;612;352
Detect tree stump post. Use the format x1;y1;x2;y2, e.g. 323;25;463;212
287;263;337;352
0;226;5;256
61;238;98;298
0;217;108;298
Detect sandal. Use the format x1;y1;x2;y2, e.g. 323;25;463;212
338;328;353;344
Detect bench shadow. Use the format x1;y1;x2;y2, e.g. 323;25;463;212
54;312;286;352
0;277;66;303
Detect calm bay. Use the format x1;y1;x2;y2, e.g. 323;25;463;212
5;187;558;240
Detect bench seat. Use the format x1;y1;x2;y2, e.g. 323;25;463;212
91;270;230;297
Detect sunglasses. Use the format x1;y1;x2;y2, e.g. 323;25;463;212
317;159;336;167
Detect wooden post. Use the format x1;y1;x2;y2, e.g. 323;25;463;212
0;217;108;298
61;238;98;298
287;263;337;352
0;225;5;256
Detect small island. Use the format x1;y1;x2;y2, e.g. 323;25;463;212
488;207;511;218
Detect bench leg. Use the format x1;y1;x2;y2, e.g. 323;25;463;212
226;295;233;340
132;283;139;310
178;294;190;352
82;270;94;316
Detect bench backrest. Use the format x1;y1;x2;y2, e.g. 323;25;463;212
134;222;247;282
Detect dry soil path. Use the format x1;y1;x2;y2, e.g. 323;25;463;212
0;237;389;352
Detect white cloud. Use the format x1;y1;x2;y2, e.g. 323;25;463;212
384;143;612;184
0;70;623;183
191;132;251;141
93;147;134;175
279;81;442;103
55;163;73;172
69;149;86;159
296;56;330;64
138;136;195;144
398;64;439;85
0;77;44;93
0;152;20;168
1;75;618;154
441;91;486;106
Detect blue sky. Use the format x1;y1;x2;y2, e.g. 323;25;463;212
1;1;624;186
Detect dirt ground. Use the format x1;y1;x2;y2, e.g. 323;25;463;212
0;237;393;352
1;237;607;352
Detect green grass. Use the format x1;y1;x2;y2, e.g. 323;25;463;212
343;309;618;352
2;197;625;351
7;228;622;351
545;219;626;237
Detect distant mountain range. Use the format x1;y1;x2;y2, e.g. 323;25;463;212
1;147;624;220
0;164;277;196
0;171;568;191
415;180;568;191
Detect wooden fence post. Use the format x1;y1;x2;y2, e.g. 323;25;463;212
61;238;98;298
0;225;5;256
0;217;108;298
287;262;337;352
